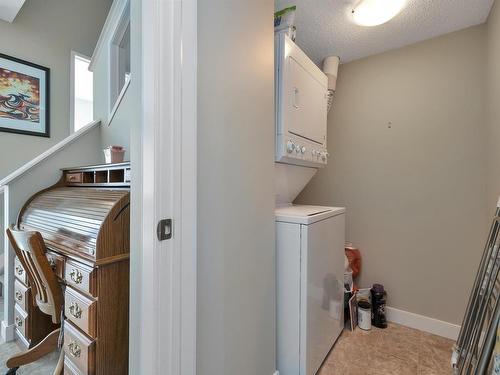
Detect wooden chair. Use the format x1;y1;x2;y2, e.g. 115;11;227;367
5;227;64;375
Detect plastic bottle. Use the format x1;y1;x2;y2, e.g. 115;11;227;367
371;284;387;329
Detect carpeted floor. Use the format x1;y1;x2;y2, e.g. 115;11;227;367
0;340;59;374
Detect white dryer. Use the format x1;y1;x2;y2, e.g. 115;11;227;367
275;32;329;168
276;205;345;375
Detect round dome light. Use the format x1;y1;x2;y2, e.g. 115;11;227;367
352;0;406;27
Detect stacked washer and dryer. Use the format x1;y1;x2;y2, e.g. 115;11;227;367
274;31;345;375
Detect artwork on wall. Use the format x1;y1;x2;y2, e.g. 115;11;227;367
0;53;49;137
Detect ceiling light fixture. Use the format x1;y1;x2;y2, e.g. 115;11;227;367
352;0;406;27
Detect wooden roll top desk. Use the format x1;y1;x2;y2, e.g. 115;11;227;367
13;162;130;375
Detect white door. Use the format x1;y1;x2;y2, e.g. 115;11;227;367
137;0;196;374
301;214;345;375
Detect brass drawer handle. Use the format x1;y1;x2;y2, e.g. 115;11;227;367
69;269;83;284
68;341;81;358
15;266;24;276
69;302;82;319
48;258;56;270
15;316;22;327
15;291;23;301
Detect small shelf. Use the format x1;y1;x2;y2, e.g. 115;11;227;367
83;172;94;183
62;162;130;188
109;169;124;183
95;171;108;183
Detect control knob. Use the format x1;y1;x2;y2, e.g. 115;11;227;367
301;146;306;154
286;141;295;153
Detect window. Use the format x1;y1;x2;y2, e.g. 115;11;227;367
70;52;93;132
115;23;130;102
109;0;131;122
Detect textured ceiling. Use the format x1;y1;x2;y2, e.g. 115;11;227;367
275;0;494;65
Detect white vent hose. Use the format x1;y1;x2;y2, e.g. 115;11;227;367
323;56;340;114
326;89;334;113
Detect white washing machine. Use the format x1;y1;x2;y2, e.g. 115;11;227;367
276;205;345;375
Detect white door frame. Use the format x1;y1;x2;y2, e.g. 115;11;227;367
138;0;197;374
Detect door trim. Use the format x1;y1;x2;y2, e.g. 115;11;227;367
137;0;197;374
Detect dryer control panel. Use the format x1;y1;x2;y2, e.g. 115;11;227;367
275;32;329;168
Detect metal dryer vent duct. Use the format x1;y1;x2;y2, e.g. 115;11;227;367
323;56;340;113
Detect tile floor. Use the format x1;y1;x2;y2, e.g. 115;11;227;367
318;323;454;375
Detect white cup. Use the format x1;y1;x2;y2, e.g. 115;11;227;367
358;301;372;331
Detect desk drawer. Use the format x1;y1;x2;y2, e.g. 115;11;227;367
14;304;28;339
65;287;97;338
46;251;65;279
64;320;95;375
14;280;29;311
65;260;96;297
14;257;28;285
64;355;84;375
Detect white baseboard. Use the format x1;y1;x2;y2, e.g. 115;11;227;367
386;306;460;340
1;320;15;343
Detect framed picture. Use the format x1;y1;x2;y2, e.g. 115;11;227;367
0;53;49;137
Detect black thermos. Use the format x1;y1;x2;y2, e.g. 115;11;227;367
371;284;387;328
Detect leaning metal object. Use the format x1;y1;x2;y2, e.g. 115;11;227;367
452;201;500;374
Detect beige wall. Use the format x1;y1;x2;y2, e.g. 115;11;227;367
0;0;112;179
297;25;488;324
197;0;276;374
487;1;500;210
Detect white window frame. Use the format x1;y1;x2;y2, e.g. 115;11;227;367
69;51;93;133
108;0;131;124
